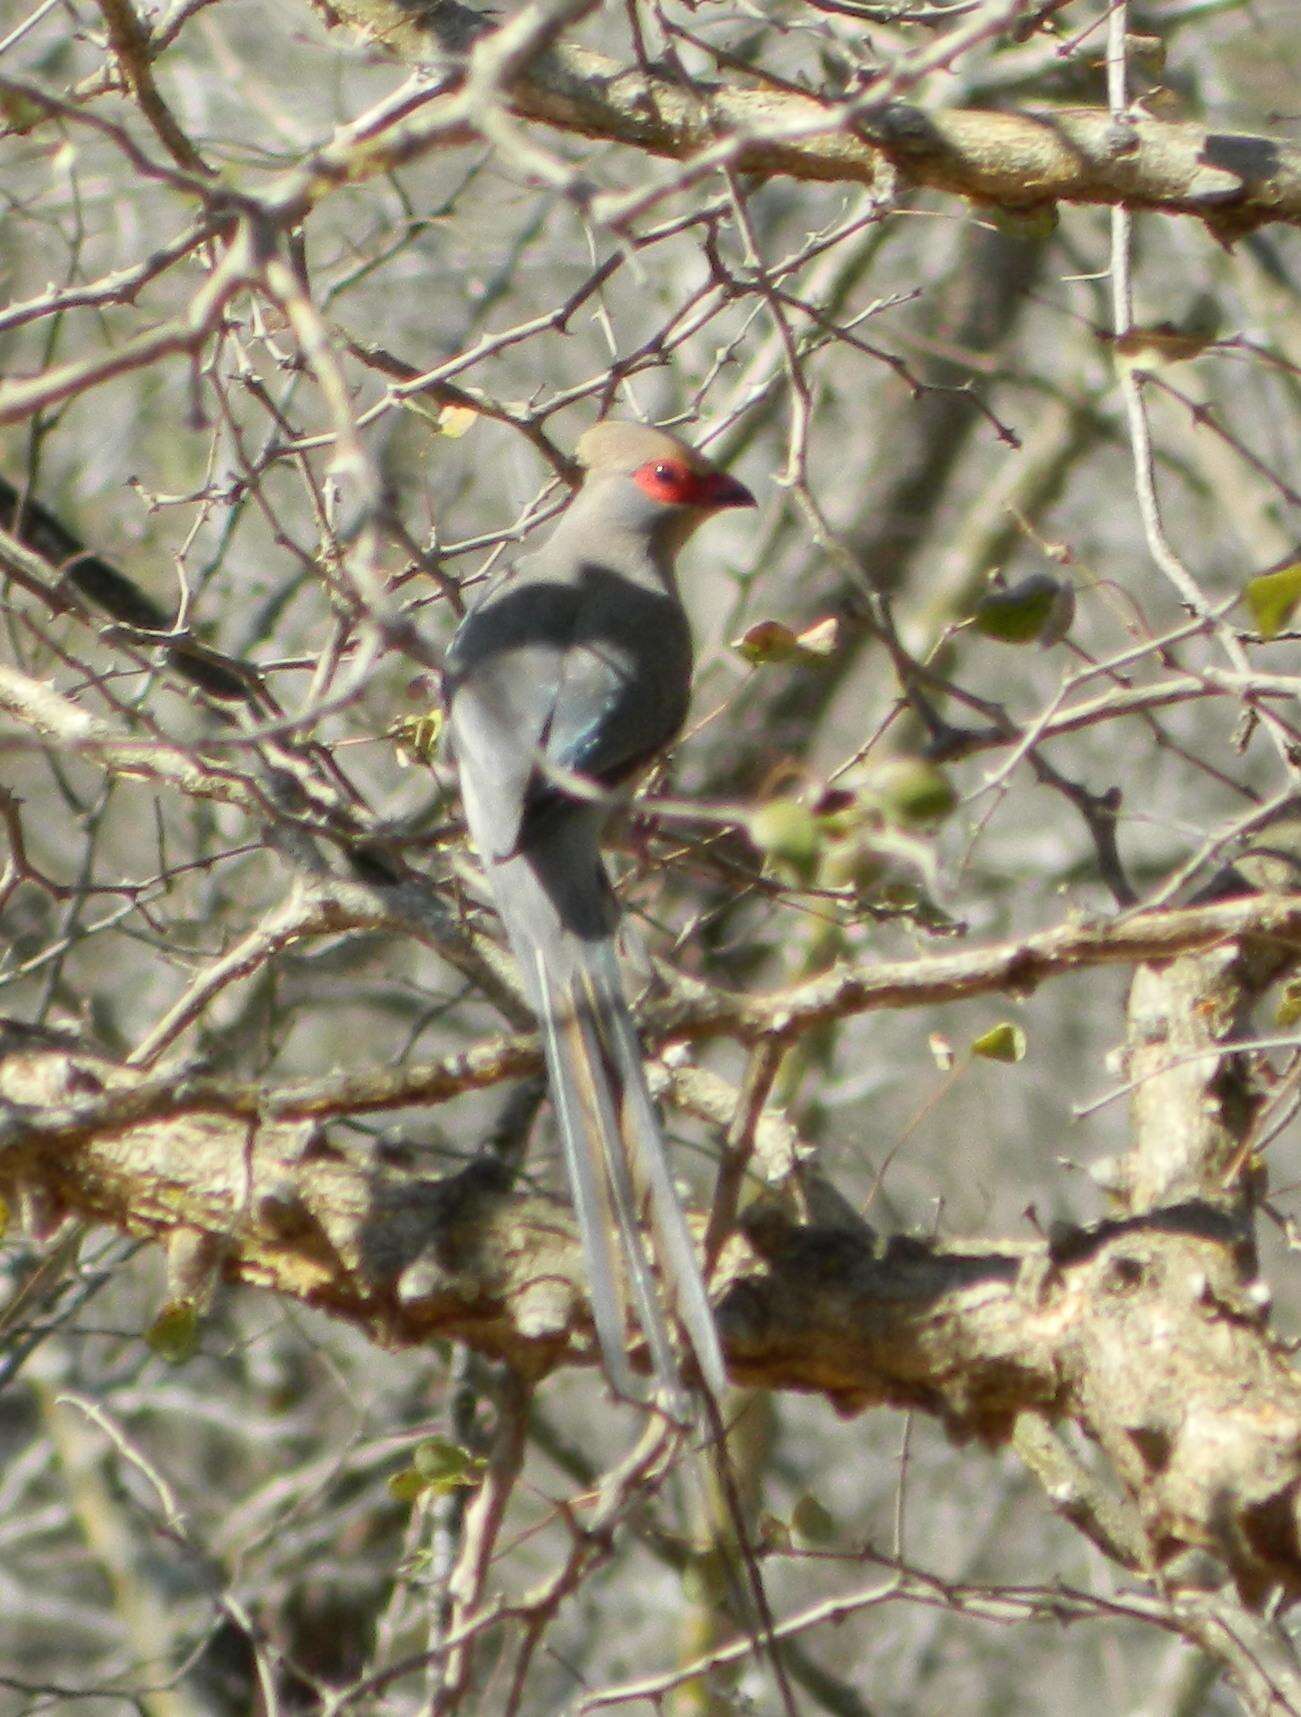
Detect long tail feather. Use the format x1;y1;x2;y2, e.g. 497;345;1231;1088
537;953;688;1417
489;831;724;1411
576;952;727;1400
564;974;686;1411
534;951;639;1402
531;934;723;1414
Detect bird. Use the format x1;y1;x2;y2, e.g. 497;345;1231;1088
442;420;755;1413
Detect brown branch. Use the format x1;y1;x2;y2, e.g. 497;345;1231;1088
4;849;1298;1629
1174;1596;1301;1717
1118;932;1297;1215
0;217;250;427
3;1038;1300;1608
315;0;1301;236
93;0;211;175
1;885;1297;1144
0;222;213;339
0;487;256;703
0;663;287;820
659;891;1301;1044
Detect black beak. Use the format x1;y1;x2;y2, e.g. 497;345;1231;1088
700;471;757;511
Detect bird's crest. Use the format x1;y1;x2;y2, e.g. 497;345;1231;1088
575;420;712;479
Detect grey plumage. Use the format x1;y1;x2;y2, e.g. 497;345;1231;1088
443;422;754;1411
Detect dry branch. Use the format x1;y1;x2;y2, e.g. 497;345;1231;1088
3;1034;1300;1607
317;0;1301;235
0;879;1298;1130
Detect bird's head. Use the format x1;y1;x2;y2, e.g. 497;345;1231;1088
574;420;755;552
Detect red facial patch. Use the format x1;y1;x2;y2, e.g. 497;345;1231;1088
632;458;707;506
631;459;756;511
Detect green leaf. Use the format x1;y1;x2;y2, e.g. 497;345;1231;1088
145;1299;200;1364
973;575;1074;645
793;617;839;657
0;88;47;132
748;799;823;879
388;1438;486;1504
991;203;1059;240
1245;563;1301;640
436;403;478;439
757;1512;793;1552
413;1437;485;1493
791;1493;836;1545
971;1022;1027;1064
400;398;479;438
872;759;957;826
1109;321;1219;370
388;1467;428;1503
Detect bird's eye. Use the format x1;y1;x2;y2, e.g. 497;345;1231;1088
632;458;697;504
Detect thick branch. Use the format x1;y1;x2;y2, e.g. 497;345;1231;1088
1120;934;1295;1214
317;0;1301;235
661;891;1301;1044
3;1039;1300;1604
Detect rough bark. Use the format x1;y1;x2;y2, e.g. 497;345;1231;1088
313;0;1301;237
3;1014;1300;1609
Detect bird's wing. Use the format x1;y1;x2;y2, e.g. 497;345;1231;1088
444;575;579;861
449;560;691;857
533;565;692;813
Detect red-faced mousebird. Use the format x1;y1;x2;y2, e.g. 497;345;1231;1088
443;421;755;1413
